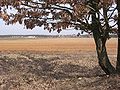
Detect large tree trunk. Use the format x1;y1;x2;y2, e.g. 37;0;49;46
92;17;116;74
92;23;116;74
91;0;116;74
93;34;116;75
116;0;120;73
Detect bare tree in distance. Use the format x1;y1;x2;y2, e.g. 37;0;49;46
0;0;119;75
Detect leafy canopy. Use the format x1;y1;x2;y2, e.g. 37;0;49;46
0;0;117;34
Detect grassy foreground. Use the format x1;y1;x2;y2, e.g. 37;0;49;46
0;38;119;90
0;51;119;90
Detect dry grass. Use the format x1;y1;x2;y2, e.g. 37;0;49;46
0;38;119;90
0;38;117;53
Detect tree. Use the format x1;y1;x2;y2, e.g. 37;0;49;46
89;0;116;75
0;0;119;75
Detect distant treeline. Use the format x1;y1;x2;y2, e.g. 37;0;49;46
0;34;117;39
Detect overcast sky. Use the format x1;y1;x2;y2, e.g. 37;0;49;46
0;19;81;35
0;3;116;35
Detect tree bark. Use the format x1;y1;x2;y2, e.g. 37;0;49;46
116;0;120;73
91;0;116;75
93;35;116;75
92;24;116;74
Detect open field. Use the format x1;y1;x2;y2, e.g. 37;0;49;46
0;38;119;90
0;38;117;54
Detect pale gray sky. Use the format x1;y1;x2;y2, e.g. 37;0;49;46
0;19;81;35
0;4;116;35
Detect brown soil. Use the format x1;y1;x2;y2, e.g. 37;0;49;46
0;38;119;90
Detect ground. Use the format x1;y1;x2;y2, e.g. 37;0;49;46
0;38;120;90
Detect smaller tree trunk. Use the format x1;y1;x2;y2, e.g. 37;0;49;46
93;36;116;75
116;0;120;73
117;38;120;73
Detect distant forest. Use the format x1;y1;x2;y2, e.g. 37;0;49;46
0;34;117;39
